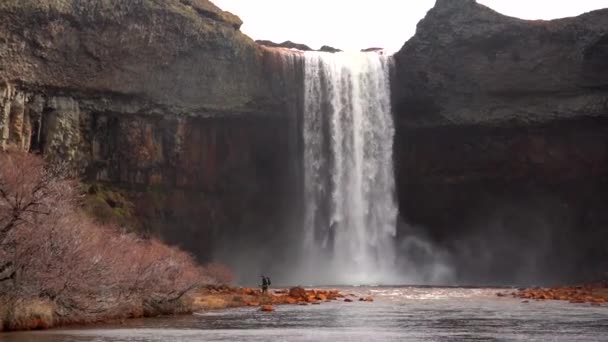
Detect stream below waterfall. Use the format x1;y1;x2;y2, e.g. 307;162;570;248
2;287;607;342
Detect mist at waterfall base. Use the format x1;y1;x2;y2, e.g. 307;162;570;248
208;51;452;287
211;51;593;287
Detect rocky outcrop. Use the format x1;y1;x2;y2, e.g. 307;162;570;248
256;40;344;53
361;47;384;53
256;40;313;51
0;0;305;271
0;0;270;114
319;45;342;53
392;0;608;283
392;0;608;127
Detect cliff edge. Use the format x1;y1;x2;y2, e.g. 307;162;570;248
392;0;608;127
0;0;270;114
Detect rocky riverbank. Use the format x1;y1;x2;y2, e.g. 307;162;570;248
192;286;372;312
498;283;608;306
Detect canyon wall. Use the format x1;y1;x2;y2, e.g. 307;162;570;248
0;0;305;274
392;0;608;283
1;0;607;284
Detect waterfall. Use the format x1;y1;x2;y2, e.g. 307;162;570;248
302;51;398;284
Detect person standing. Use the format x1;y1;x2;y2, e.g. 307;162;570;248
261;275;269;294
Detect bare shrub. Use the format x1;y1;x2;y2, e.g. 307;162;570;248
0;151;221;330
204;262;235;286
0;152;70;243
2;299;54;331
0;151;72;290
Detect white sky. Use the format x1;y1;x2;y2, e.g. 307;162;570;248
212;0;608;53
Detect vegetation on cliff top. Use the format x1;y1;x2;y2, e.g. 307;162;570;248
0;151;231;331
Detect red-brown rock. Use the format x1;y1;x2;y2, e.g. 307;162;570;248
289;287;307;299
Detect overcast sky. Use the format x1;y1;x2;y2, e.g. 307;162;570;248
211;0;608;53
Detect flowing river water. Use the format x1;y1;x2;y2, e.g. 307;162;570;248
2;287;607;341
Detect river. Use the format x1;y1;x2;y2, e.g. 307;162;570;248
2;287;607;341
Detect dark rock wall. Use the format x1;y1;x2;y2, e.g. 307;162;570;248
91;114;298;262
2;0;608;284
392;0;608;283
0;0;306;281
396;120;608;283
392;0;608;127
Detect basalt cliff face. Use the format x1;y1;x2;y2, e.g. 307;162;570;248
1;0;608;284
0;0;304;266
392;0;608;283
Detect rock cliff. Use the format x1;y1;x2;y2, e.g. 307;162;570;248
393;0;608;127
2;0;607;283
0;0;304;272
392;0;608;283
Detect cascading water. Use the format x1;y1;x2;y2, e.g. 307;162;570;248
302;51;398;284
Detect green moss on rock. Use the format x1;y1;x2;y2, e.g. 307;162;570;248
83;183;138;229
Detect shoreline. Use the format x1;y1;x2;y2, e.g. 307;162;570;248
191;286;357;312
499;282;608;305
4;283;607;333
0;286;355;333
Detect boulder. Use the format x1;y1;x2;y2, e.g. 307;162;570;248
306;295;318;303
289;287;307;299
243;288;256;296
260;305;275;312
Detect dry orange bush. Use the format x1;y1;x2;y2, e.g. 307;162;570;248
203;262;235;286
0;152;226;329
